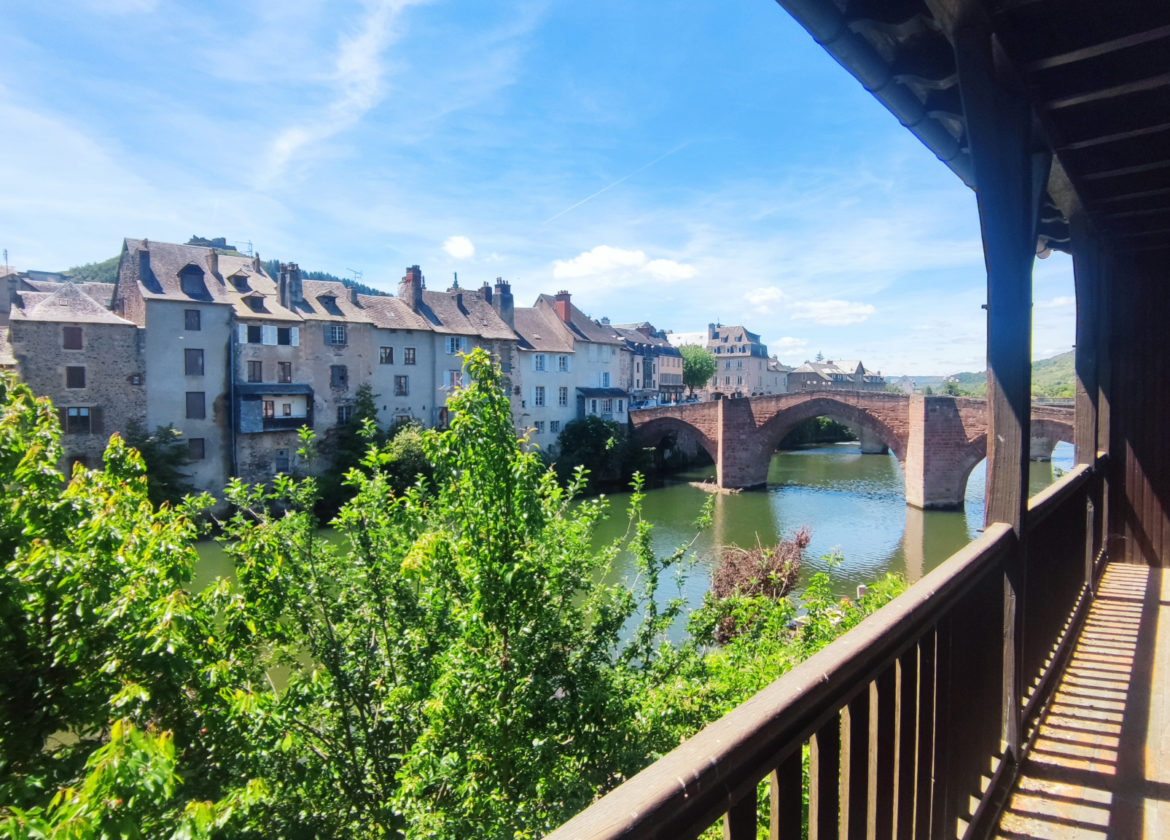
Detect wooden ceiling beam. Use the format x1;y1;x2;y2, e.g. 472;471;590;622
1025;24;1170;72
1044;73;1170;111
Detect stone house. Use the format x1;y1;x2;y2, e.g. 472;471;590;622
8;280;146;473
705;323;784;399
787;359;888;392
611;322;685;406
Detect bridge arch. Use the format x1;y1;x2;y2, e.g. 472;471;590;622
1030;417;1075;461
755;396;908;463
631;414;718;464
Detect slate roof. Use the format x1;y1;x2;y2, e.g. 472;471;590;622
289;279;372;324
359;295;435;332
0;329;15;367
417;288;515;340
610;323;681;356
513;305;574;353
533;295;623;346
13;281;135;326
121;238;235;305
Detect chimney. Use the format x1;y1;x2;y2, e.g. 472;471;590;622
207;249;219;279
287;263;303;307
399;265;423;311
448;271;460;292
350;285;359;306
480;281;493;304
278;264;289;309
493;278;514;329
554;290;571;323
252;253;261;272
138;245;151;287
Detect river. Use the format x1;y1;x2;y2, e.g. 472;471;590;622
196;441;1075;617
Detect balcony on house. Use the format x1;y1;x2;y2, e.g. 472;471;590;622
235;383;314;434
545;2;1170;839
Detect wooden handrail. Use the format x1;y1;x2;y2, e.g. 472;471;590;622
546;523;1015;840
1026;463;1090;527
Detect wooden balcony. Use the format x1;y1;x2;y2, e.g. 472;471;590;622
546;460;1170;838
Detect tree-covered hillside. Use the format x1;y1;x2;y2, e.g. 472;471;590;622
943;350;1075;398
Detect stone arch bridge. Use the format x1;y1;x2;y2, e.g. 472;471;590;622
631;392;1074;509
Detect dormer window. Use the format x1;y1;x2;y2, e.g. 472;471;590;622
318;294;342;316
244;294;266;313
230;274;251;292
179;264;211;300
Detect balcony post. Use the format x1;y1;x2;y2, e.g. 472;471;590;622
953;13;1047;768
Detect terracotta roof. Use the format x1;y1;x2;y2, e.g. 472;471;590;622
513;305;574;352
13;281;135;325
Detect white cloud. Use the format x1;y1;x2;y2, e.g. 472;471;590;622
443;235;475;259
552;245;694;287
771;336;808;357
1036;295;1074;309
744;286;786;313
788;300;876;326
259;0;425;186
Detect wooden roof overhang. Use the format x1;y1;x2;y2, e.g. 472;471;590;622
775;0;1170;255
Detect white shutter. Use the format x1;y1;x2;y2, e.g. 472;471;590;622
262;325;277;345
237;324;247;343
291;327;299;347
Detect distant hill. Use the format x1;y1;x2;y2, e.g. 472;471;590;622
59;247;387;298
918;350;1074;399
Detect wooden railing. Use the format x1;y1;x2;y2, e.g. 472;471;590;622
546;463;1101;840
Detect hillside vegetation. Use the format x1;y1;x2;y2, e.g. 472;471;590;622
945;350;1075;399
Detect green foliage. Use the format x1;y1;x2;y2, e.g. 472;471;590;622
122;421;195;507
61;255;119;284
778;416;857;449
260;259;388;298
941;379;962;396
941;350;1074;399
679;345;716;397
0;359;907;840
553;415;648;491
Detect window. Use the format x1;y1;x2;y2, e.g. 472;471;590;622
244;296;265;313
65;366;86;389
737;376;743;385
724;376;731;385
558;387;569;406
445;336;466;355
330;365;348;389
186;392;205;419
278;362;292;383
282;403;292;417
395;375;409;396
63;326;82;349
274;449;290;474
66;407;90;434
534;420;545;434
277;327;292;346
337;405;353;424
534;386;546;407
617;400;624;413
550;420;561;434
325;324;347;346
247;325;262;344
590;399;598;414
263;400;275;419
185;310;201;331
179;264;208;299
601;399;612;413
247;360;262;382
404;347;416;365
533;354;546;371
602;372;610;387
188;438;205;460
380;346;394;364
447;370;462;389
557;354;569;372
185;348;204;376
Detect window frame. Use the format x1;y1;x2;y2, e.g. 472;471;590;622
185;309;201;331
379;346;394;365
66;406;91;434
247;360;262;383
185;348;205;376
558;386;569;407
65;366;86;389
394;375;409;396
533;354;546;371
330;364;348;389
534;385;546;407
263;400;275;419
278;361;293;384
247;325;262;344
186;391;206;420
63;326;83;350
324;324;347;346
404;347;416;365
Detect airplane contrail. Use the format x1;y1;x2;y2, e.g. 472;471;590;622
544;143;689;224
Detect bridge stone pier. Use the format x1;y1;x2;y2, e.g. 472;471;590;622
631;392;1074;509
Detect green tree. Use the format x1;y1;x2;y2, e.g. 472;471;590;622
553;415;647;490
941;379;962;396
122;421;195;506
679;344;716;398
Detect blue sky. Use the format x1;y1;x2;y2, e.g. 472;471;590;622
0;0;1075;375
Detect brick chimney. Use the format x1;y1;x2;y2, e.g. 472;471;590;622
554;290;571;323
480;281;493;304
279;263;303;309
493;278;514;329
207;249;219;279
399;265;423;312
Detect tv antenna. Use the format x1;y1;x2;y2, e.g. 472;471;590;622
346;268;363;283
233;240;254;257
